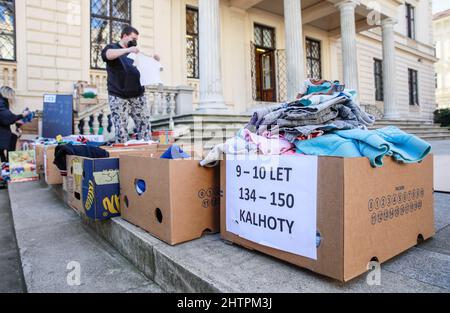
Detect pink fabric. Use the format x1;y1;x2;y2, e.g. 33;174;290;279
242;129;295;155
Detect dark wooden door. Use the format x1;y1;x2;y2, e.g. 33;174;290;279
255;48;276;102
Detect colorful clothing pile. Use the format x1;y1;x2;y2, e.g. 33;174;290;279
246;79;376;143
201;79;432;168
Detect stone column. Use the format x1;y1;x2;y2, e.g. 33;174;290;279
382;18;399;119
284;0;305;100
336;0;359;91
197;0;228;113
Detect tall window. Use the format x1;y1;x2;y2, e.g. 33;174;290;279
305;38;321;79
373;58;384;101
408;68;419;106
186;7;199;79
254;24;276;50
90;0;132;69
0;0;15;61
253;24;276;102
405;3;415;40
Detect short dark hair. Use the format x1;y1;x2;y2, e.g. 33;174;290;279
121;25;139;38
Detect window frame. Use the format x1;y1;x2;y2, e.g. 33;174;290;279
90;0;132;70
0;0;17;62
186;6;199;79
254;23;276;50
405;3;416;40
305;37;322;80
373;58;384;102
408;68;419;106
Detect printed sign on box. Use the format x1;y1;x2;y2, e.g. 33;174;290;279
226;155;318;260
9;150;39;183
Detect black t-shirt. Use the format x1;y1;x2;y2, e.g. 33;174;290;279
101;43;144;99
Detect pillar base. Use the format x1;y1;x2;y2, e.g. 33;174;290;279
383;113;402;120
196;101;229;114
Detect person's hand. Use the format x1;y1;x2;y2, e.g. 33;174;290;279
153;53;161;62
127;46;140;54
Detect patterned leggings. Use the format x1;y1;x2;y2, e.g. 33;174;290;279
108;95;152;143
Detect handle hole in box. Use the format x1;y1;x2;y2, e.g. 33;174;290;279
155;208;163;224
124;195;129;208
135;179;146;196
417;234;424;245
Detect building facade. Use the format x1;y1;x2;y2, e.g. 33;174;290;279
434;8;450;109
0;0;438;122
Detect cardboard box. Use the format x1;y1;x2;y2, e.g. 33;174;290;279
34;144;45;175
120;155;220;245
82;157;121;221
66;155;84;213
73;81;99;112
103;144;158;158
9;150;39;183
43;145;63;185
20;118;39;135
220;155;435;282
74;98;99;112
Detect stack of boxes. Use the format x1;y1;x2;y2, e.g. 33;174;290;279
34;138;435;282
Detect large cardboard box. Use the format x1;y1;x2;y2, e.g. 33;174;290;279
220;155;435;282
120;155;220;245
43;145;63;185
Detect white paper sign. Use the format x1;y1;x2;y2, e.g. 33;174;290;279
226;155;318;260
128;53;162;86
44;94;56;103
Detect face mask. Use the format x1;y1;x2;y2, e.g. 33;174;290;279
127;39;137;48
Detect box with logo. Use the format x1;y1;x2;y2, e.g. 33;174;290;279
220;155;434;282
82;157;121;221
119;153;220;245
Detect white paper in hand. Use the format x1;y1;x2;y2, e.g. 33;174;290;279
128;53;162;86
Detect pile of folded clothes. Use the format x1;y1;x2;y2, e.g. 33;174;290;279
201;79;432;167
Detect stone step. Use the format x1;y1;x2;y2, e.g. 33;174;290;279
175;132;450;146
417;135;450;141
10;181;446;293
7;182;164;293
371;125;449;130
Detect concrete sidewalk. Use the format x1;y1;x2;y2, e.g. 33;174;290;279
8;182;450;293
7;182;163;293
0;190;26;293
431;140;450;192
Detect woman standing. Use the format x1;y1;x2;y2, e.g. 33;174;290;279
0;86;31;162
